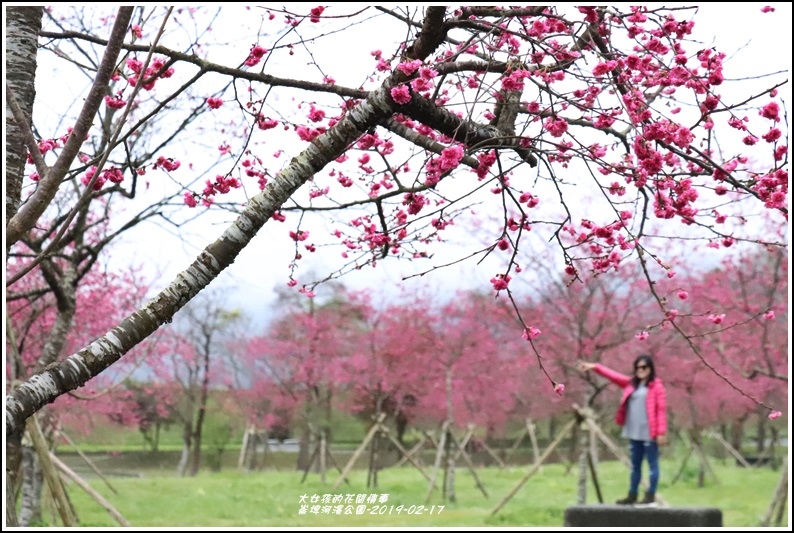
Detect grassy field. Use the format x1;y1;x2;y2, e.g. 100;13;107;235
57;456;785;527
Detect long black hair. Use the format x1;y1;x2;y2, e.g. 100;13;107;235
630;354;656;388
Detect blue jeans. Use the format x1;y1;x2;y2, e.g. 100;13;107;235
628;439;659;496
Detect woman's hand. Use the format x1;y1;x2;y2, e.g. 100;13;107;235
657;434;667;446
577;361;596;372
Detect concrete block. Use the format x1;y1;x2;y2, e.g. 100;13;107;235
564;505;722;527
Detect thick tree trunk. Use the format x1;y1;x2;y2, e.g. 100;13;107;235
6;427;23;526
18;445;43;526
177;425;192;476
757;410;767;453
297;424;317;472
443;367;456;502
188;348;211;476
576;424;589;504
4;6;42;229
729;416;745;453
5;9;43;524
443;426;456;503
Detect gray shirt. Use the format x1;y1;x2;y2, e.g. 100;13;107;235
622;383;651;441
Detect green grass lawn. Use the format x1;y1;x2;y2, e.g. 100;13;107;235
57;457;784;527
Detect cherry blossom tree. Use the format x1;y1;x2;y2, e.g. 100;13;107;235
241;284;362;472
105;380;178;452
6;255;155;525
661;242;788;447
151;291;244;476
332;292;429;448
6;5;788;466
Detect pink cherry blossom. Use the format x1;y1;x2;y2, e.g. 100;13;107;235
768;410;782;420
439;144;464;171
308;104;325;122
592;60;617;77
256;116;279;130
289;230;309;241
411;77;434;92
554;383;565;396
299;287;316;298
760;102;780;121
635;331;650;340
677;290;688;300
309;6;324;22
544;116;569;137
708;313;725;324
522;326;541;340
206;97;223;109
491;274;511;292
183;192;198;208
762;128;782;143
104;95;126;109
396;59;422;75
390;85;412;105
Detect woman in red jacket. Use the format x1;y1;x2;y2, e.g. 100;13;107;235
578;354;667;505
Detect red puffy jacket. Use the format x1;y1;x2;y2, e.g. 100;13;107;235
593;363;668;439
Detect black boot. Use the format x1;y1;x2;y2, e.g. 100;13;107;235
616;493;637;505
639;492;657;506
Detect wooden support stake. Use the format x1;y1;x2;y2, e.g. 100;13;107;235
491;418;576;516
57;430;118;495
526;418;542;470
425;421;450;503
394;435;427;468
300;442;321;483
331;414;385;491
761;457;789;526
587;449;604;504
50;453;131;527
451;425;474;463
27;416;77;526
503;428;527;463
322;443;348;484
380;426;430;480
238;424;252;470
706;431;751;469
689;431;719;484
479;438;506;469
448;429;488;498
319;430;327;484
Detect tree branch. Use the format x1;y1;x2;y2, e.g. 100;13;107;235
6;7;134;247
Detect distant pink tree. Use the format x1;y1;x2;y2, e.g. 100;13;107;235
332;292;430;445
151;292;244;477
660;242;787;450
242;286;362;471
